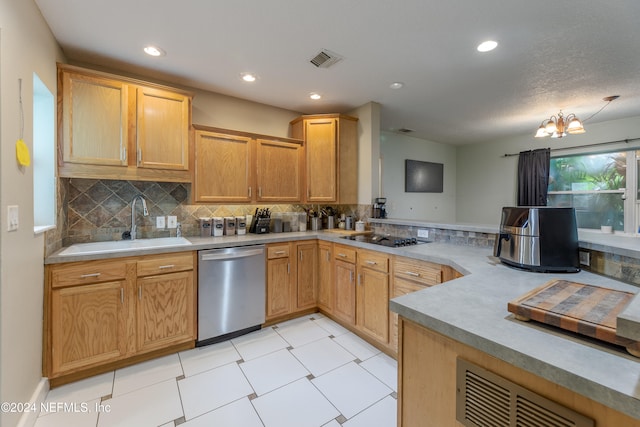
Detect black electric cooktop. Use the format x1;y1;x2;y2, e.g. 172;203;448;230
340;234;426;248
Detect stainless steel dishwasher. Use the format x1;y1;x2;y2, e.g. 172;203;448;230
197;245;265;346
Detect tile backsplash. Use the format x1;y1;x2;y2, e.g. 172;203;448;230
45;178;371;256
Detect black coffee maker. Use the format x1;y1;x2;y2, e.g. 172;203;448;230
372;198;387;218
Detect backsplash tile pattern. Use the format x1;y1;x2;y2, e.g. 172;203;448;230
370;223;496;248
46;178;372;253
582;249;640;287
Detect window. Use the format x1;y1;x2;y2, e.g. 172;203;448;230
547;151;635;233
33;73;56;233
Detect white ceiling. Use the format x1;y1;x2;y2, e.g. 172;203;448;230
35;0;640;145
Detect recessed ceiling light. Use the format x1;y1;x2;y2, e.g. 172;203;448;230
310;93;322;100
390;82;404;89
241;73;258;82
477;40;498;52
143;46;165;57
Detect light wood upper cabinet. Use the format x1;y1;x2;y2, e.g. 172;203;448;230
192;125;303;204
57;63;193;182
256;138;303;202
193;130;253;203
136;86;190;171
290;114;358;204
60;71;129;166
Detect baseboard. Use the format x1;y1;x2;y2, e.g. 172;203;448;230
16;378;49;427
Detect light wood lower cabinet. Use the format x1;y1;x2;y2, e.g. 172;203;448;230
356;249;390;344
317;242;334;313
398;317;637;427
44;252;196;382
266;241;317;322
333;244;357;324
266;244;292;319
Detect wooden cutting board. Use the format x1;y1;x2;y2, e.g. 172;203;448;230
508;279;639;357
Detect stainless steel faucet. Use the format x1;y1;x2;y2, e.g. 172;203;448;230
130;195;149;240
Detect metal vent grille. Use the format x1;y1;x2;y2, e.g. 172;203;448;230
457;359;594;427
310;49;343;68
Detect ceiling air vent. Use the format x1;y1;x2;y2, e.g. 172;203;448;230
397;128;415;134
456;358;594;427
310;49;343;68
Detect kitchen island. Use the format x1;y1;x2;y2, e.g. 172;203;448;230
45;231;640;424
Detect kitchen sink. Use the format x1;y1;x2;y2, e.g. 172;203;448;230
57;237;192;256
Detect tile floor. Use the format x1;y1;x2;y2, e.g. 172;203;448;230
35;314;398;427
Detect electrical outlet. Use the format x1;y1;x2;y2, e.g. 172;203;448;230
167;216;177;229
417;229;429;239
7;205;19;231
579;251;590;266
156;216;166;229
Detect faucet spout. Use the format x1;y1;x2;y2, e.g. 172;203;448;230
130;195;149;240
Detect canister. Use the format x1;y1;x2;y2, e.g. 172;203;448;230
236;216;247;235
298;212;307;231
355;220;365;232
223;217;236;235
212;217;224;237
345;216;353;230
199;217;212;237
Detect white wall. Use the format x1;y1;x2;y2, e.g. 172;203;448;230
456;116;640;225
191;90;301;138
0;1;64;426
349;102;381;205
380;131;457;221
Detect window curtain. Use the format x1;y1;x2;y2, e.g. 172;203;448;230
517;148;550;206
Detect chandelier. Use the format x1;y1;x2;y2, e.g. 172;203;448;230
534;111;584;138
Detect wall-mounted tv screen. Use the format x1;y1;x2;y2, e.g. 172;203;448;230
405;159;443;193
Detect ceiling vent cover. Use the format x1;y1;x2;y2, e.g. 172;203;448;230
456;358;594;427
397;128;415;134
310;49;343;68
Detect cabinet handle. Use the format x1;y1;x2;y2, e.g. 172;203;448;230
358;274;362;285
287;263;290;274
137;149;142;164
248;187;252;197
138;286;142;300
338;253;347;258
80;272;101;278
121;147;127;162
275;250;286;255
405;271;421;277
120;288;124;304
326;252;330;261
365;260;377;265
299;251;303;261
350;271;354;282
158;264;175;269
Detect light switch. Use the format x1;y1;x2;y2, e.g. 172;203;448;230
7;205;19;231
156;216;166;229
167;216;177;229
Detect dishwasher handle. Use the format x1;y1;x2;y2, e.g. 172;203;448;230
200;248;264;261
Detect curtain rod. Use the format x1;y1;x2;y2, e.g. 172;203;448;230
502;137;640;157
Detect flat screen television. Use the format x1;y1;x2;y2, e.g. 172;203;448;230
405;159;443;193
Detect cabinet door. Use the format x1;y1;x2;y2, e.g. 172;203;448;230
334;259;356;325
193;131;253;203
295;242;318;310
266;257;291;319
357;267;389;344
317;243;334;313
305;118;337;202
51;281;128;375
136;271;195;353
60;70;128;166
256;139;302;202
136;86;190;170
390;277;429;353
